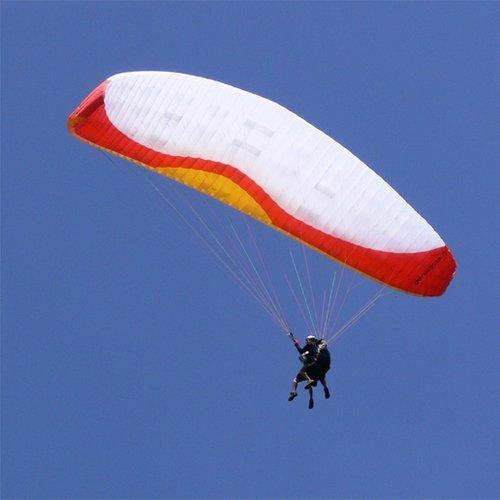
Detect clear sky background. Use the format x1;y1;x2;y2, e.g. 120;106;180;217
2;2;499;499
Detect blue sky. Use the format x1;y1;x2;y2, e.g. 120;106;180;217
2;2;499;498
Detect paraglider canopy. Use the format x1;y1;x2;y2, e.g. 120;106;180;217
68;71;456;296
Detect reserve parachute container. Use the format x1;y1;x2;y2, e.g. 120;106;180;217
68;71;456;296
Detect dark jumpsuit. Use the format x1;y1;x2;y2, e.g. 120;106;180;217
293;341;320;382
